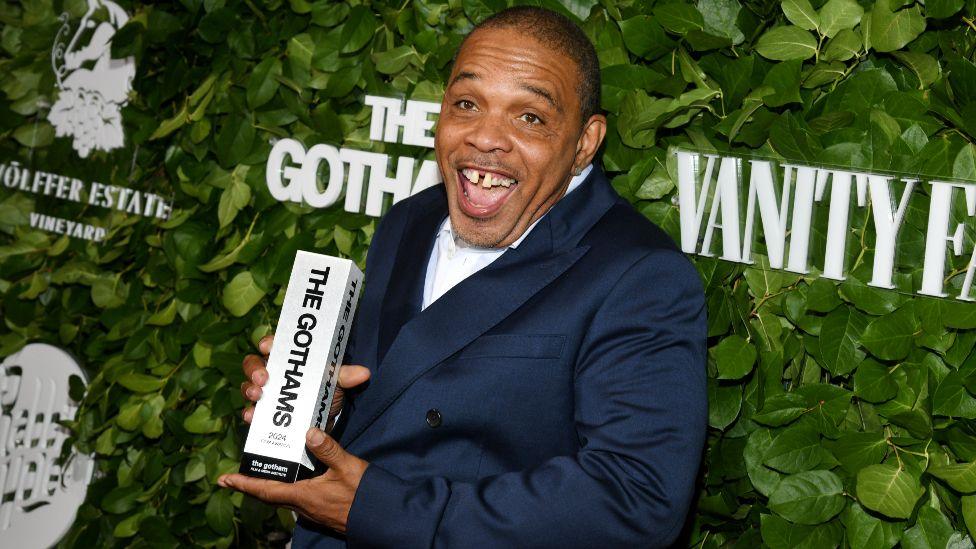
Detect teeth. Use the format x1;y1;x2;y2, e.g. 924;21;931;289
462;168;480;183
461;168;517;188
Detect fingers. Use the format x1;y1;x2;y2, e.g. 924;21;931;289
338;365;371;390
306;428;346;466
218;473;296;506
242;405;254;424
258;334;274;357
242;354;268;387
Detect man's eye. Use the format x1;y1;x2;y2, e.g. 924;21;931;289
520;113;542;125
456;100;475;110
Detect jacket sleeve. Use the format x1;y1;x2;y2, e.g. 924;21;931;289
344;249;708;548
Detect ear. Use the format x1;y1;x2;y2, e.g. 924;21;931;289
572;114;607;173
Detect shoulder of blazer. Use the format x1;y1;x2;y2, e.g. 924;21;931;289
579;198;692;271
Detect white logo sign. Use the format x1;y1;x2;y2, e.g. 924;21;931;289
0;344;94;547
674;149;976;301
266;96;442;217
49;0;136;158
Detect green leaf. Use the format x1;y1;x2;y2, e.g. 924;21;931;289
842;502;903;549
869;3;925;53
619;16;671;59
853;360;898;403
102;485;142;514
221;271;266;317
247;57;282;110
340;6;378;53
218;170;252;228
653;4;704;34
149;104;189;140
819;307;867;375
714;334;757;380
215;115;255;168
745;428;783;496
287;33;314;83
117;373;165;393
781;0;819;31
91;276;129;309
764;423;826;473
113;512;145;538
755;26;818;61
829;431;888;474
185;456;207;482
762;59;804;107
928;460;976;493
373;45;416;74
902;506;956;549
696;0;744;44
183;404;222;434
856;464;924;519
860;305;919;361
823;29;861;61
760;514;843;549
205;490;234;535
754;392;808;426
926;0;964;18
13;122;54;147
963;495;976;540
708;378;742;429
818;0;864;38
933;372;976;419
892;51;940;89
768;470;846;524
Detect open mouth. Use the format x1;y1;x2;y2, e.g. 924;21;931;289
456;167;519;218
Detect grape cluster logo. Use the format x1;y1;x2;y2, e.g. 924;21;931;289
49;0;135;158
0;344;93;548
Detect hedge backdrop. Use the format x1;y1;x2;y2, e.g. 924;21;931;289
6;0;976;547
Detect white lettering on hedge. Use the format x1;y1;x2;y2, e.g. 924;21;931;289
674;149;976;301
364;95;440;147
265;96;442;217
0;344;93;548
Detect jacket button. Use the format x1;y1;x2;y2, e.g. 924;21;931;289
426;409;442;428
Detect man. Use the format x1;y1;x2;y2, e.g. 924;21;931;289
219;7;707;548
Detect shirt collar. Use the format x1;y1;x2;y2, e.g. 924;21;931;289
438;163;594;251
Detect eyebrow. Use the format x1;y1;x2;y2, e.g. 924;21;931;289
520;83;561;113
450;71;562;113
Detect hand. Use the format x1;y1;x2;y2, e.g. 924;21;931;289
241;334;371;429
218;428;368;533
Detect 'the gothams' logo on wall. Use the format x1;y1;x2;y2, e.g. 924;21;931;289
0;344;93;547
49;0;135;158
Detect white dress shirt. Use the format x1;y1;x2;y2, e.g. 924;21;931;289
421;164;593;310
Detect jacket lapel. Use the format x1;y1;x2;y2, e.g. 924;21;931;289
343;168;620;447
375;195;444;367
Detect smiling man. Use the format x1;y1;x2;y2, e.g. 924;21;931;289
221;6;707;548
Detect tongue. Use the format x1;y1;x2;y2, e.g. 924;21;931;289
466;179;513;208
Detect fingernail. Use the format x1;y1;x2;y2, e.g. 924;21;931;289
246;387;255;399
307;428;325;445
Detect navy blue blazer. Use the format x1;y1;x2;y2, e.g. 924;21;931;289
293;167;707;548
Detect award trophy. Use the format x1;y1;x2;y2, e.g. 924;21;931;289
239;251;362;482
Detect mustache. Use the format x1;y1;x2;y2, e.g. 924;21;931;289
451;157;522;180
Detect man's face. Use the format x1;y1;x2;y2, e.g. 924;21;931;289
435;26;606;248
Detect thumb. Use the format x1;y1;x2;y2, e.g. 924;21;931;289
306;427;346;466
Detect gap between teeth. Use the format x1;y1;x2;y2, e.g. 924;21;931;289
462;168;515;188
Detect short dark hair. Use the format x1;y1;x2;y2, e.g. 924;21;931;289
458;6;602;122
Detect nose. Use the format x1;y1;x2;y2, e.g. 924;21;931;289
463;112;514;154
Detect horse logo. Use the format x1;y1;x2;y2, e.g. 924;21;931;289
49;0;135;158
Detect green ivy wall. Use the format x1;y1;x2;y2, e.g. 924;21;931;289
4;0;976;547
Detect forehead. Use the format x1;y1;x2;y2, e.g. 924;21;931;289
451;27;580;102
